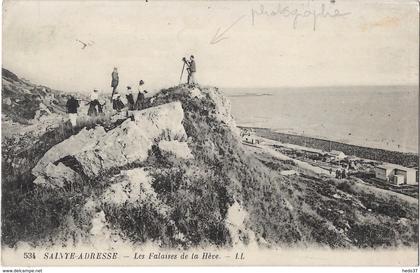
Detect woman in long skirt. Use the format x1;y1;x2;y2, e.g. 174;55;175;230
87;101;98;117
112;93;125;112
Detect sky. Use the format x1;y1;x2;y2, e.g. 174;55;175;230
2;0;419;94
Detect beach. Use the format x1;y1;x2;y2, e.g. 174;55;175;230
224;86;418;154
246;127;418;168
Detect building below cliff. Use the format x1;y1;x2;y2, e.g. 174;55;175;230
375;163;417;185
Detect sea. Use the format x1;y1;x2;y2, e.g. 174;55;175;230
222;86;419;154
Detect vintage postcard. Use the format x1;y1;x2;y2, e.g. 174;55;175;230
1;0;419;267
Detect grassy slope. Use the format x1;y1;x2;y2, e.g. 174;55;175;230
2;68;68;123
101;86;301;247
253;148;418;248
1;70;115;246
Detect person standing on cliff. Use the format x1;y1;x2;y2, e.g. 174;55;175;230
88;89;101;117
66;95;79;127
111;67;119;102
188;55;196;85
182;55;196;86
125;86;135;111
135;80;148;110
112;92;125;112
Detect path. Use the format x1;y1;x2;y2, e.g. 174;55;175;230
255;138;333;177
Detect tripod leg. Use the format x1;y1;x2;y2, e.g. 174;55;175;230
179;62;186;84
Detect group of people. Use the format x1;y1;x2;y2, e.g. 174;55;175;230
66;55;198;127
332;167;348;179
66;68;149;127
109;69;148;113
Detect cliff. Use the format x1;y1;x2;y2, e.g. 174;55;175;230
2;71;418;250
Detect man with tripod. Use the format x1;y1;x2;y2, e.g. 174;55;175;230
182;55;197;86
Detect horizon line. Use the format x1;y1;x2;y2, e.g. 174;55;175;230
219;84;419;89
3;67;418;92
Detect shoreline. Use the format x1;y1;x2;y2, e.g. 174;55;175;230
242;126;419;169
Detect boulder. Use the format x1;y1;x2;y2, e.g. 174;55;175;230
32;101;189;183
158;140;193;159
33;162;82;188
131;101;186;141
32;126;107;177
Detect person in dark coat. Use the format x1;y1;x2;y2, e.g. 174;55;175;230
182;55;196;85
188;55;196;85
66;95;79;127
87;102;98;117
111;67;119;102
112;93;125;112
126;86;135;111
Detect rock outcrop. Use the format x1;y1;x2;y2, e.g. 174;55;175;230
33;162;82;188
23;85;255;248
32;101;189;184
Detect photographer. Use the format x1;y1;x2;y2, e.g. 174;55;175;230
182;55;197;86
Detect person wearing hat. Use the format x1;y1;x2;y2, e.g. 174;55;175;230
110;67;119;102
188;55;196;85
126;86;135;111
182;55;197;86
88;89;100;117
135;80;148;110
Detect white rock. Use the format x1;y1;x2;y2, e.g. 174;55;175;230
33;162;81;188
90;211;107;236
189;88;204;99
32;126;107;177
158;140;193;159
131;101;187;141
33;101;188;184
225;201;258;248
101;168;170;216
202;88;240;137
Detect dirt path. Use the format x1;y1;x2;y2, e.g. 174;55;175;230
255;138;333;177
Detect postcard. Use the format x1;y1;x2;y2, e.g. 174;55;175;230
1;0;418;267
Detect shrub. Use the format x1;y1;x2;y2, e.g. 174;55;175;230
1;186;83;247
